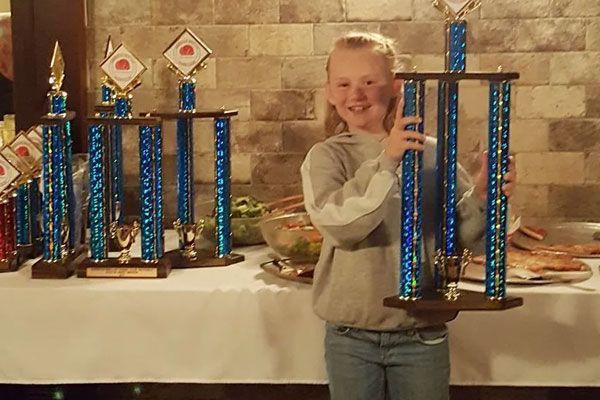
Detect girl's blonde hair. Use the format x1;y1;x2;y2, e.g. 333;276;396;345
324;32;399;136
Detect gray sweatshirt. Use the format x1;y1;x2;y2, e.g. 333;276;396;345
301;132;487;331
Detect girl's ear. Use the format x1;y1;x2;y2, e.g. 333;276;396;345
392;78;403;96
325;81;335;105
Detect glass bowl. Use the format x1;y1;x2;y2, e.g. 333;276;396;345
200;216;265;246
259;212;323;262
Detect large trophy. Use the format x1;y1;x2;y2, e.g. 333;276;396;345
77;43;171;278
384;0;522;311
148;28;244;268
32;43;87;279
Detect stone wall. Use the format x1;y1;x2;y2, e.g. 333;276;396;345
86;0;600;223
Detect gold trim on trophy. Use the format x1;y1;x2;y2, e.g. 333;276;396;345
49;42;65;92
100;43;147;95
433;0;481;20
163;28;212;79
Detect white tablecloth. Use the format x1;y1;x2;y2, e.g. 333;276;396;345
0;231;598;386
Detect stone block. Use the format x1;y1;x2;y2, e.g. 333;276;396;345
280;0;344;23
189;25;249;57
551;0;600;17
509;119;550;153
548;185;600;218
249;24;313;56
150;0;213;25
91;0;151;27
346;0;412;22
548;119;600;151
282;57;327;89
516;19;586;52
215;0;279;24
516;86;585;119
585;85;600;117
217;58;281;90
479;53;551;85
481;0;552;18
516;152;585;184
314;23;382;55
282;121;327;153
585;153;600;182
231;121;283;153
380;22;445;54
251;90;315;121
511;185;549;218
251;153;305;184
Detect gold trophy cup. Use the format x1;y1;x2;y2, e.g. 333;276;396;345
173;219;204;261
110;220;140;264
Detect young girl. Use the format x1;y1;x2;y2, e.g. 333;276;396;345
301;32;515;400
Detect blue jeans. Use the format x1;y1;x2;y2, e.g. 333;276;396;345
325;323;450;400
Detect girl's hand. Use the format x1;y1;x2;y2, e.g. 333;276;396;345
474;151;516;201
384;97;426;162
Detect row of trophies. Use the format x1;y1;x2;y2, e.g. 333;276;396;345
0;27;245;280
1;0;522;314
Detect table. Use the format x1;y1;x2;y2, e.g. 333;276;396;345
0;232;598;386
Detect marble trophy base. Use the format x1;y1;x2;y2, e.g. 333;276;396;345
165;249;244;269
383;290;523;312
0;252;21;273
77;257;171;279
31;246;88;279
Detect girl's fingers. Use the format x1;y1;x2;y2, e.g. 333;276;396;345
399;130;426;142
394;116;422;131
395;96;405;123
404;142;425;152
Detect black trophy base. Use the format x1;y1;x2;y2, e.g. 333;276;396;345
77;257;171;279
31;246;88;279
0;252;21;273
383;289;523;312
165;249;244;269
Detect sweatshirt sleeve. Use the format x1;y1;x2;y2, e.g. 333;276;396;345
456;163;487;253
301;143;399;248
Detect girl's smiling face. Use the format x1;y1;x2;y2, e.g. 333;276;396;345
326;46;401;135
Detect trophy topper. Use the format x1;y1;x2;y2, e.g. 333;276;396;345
104;35;115;61
0;154;20;193
10;134;42;170
49;42;65;92
25;126;43;151
433;0;481;20
100;44;146;94
163;28;212;78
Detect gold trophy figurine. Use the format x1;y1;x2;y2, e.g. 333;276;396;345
110;220;140;264
439;249;472;301
173;219;204;261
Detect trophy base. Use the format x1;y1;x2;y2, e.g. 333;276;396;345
383;289;523;312
17;239;44;261
31;246;88;279
77;257;171;279
0;252;21;273
165;249;244;269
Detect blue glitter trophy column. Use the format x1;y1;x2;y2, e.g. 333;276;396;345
78;43;171;279
485;71;511;300
95;36;125;230
32;42;87;279
398;79;425;300
155;28;244;268
384;0;522;311
5;132;44;262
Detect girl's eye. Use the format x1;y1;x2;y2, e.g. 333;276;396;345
338;83;349;88
365;80;375;86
